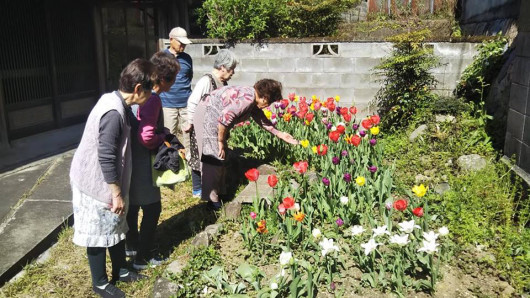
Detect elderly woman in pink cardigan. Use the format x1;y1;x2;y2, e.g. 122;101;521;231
193;79;298;210
127;52;183;270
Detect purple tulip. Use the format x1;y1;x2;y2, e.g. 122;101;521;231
341;150;348;157
326;123;333;130
370;139;377;146
343;173;352;183
352;124;359;131
322;177;330;186
322;109;328;116
385;201;393;210
359;130;367;137
280;103;287;109
332;156;340;165
368;165;377;173
274;102;281;108
271;118;278;125
330;282;336;291
335;106;341;114
336;218;344;227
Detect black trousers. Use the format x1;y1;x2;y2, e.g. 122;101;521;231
126;201;161;262
87;240;127;286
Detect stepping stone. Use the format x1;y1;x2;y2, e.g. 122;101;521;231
234;175;274;204
257;164;277;175
165;255;188;276
457;154;486;172
224;201;242;220
152;277;180;298
191;231;210;247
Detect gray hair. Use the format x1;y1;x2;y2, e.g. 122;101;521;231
213;49;238;71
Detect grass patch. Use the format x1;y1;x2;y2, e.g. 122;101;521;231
0;181;213;297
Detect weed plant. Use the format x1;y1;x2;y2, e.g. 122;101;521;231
382;104;530;292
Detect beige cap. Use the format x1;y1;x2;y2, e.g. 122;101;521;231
169;27;192;44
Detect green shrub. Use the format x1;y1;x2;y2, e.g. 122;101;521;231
455;36;508;104
372;29;440;130
197;0;357;40
283;0;358;37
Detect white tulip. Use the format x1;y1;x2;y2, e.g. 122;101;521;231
339;196;349;205
360;238;381;255
319;237;339;256
312;228;322;239
398;220;420;234
270;282;278;290
294;203;300;211
423;231;439;242
417;240;439;254
351;225;365;236
279;251;292;266
438;226;449;236
372;225;390;238
389;234;410;246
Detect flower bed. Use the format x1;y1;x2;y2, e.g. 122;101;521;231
225;94;453;296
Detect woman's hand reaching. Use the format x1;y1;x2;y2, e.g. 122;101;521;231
277;131;299;145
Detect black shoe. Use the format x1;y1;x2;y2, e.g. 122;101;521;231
117;271;147;283
133;256;167;271
92;284;125;298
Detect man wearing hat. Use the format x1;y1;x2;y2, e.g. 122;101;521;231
160;27;193;159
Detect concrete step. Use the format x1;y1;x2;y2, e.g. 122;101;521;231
0;151;74;286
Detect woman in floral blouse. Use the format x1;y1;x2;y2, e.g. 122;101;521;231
193;79;298;210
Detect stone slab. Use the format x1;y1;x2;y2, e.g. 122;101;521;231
28;153;73;202
507;109;525;140
234;175;274;204
0;200;72;284
0;163;50;224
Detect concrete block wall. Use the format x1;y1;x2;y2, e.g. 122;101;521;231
185;41;477;115
504;0;530;175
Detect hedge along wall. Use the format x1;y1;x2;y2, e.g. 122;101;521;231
176;40;478;116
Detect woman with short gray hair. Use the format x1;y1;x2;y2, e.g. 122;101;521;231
185;49;238;198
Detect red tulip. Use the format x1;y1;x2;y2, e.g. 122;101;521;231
412;207;424;217
340;107;348;116
245;168;259;182
280;99;289;108
316;144;328;156
336;124;346;134
349;106;357;115
393;199;408;211
361;118;373;129
343;113;352;122
287;105;297;115
314;101;322;111
350;134;361;146
370;115;380;125
288;93;295;101
329;130;341;143
267;175;278;187
293;161;308;174
305;113;314;123
327;102;336;112
282;197;295;209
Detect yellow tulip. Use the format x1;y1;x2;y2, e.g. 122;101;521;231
356;176;366;186
263;109;272;119
412;184;427;197
300;140;309;148
335;95;340;102
370;126;380;135
312;146;317;154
